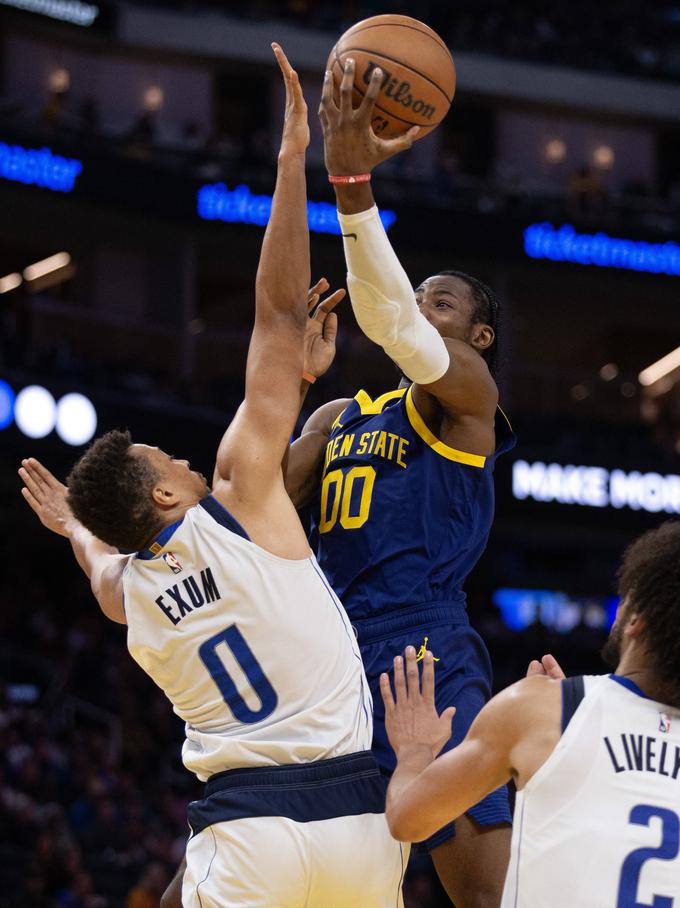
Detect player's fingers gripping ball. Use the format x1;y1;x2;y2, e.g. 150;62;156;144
326;14;456;139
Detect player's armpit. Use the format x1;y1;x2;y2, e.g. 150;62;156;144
284;398;350;508
415;335;498;420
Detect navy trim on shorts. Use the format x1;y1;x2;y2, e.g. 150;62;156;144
199;495;250;541
353;602;468;645
561;676;586;733
187;751;387;836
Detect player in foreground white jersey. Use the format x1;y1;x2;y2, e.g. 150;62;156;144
379;520;680;908
18;45;405;908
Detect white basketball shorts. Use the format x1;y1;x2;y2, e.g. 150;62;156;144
182;751;407;907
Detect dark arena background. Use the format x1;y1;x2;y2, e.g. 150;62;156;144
1;2;680;906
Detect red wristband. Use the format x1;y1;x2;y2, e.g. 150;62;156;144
302;371;317;384
328;173;371;185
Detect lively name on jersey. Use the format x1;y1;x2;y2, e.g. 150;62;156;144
603;733;680;779
325;430;410;471
155;566;221;626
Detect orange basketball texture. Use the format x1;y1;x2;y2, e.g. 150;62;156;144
326;14;456;140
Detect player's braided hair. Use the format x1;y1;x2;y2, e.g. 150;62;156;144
436;270;501;377
67;429;162;553
617;521;680;696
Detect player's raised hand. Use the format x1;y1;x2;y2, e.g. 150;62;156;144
304;277;345;379
381;646;455;761
526;654;566;680
18;457;74;538
272;42;309;156
319;58;419;177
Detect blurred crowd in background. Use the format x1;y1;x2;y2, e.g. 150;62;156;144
156;0;680;83
3;1;680;232
2;1;679;905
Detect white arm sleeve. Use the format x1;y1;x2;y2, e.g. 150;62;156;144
337;205;450;385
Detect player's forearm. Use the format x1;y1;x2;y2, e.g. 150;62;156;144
388;729;514;843
336;205;449;384
280;377;314;477
334;182;375;215
337;202;413;304
67;520;119;584
385;744;437;841
255;152;310;321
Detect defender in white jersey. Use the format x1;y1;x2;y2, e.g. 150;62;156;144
18;45;404;908
378;521;680;908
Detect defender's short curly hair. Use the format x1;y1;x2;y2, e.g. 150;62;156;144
617;520;680;692
436;270;502;377
67;429;161;553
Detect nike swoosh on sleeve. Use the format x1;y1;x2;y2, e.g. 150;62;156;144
341;232;357;241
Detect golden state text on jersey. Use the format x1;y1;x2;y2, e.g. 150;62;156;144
309;386;516;621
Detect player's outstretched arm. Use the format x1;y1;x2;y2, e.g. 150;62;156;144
319;62;455;388
380;648;561;842
320;60;496;422
18;458;126;624
213;44;311;500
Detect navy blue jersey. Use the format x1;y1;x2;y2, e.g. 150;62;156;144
309;385;516;622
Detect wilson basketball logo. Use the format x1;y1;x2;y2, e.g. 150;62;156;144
362;61;438;121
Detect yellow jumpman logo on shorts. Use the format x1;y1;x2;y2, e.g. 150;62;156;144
415;636;440;662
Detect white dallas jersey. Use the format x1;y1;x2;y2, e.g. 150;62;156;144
123;496;372;781
502;674;680;908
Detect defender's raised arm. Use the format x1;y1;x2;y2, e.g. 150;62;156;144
213;44;312;497
18;457;127;624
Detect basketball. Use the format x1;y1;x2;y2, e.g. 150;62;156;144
326;14;456;140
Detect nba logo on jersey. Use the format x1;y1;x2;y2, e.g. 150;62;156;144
659;712;671;733
162;551;183;574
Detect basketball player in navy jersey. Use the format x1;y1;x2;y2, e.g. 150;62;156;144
381;521;680;908
18;47;406;908
285;60;515;906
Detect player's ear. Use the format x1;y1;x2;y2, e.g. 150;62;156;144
624;611;645;640
472;322;494;352
152;483;181;508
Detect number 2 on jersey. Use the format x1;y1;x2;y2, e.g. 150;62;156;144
617;804;679;908
319;466;376;533
199;625;278;724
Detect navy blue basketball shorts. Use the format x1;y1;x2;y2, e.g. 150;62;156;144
355;603;512;851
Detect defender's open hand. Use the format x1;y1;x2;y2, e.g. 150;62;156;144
19;458;74;537
381;646;455;761
319;58;419;177
272;43;309;156
304;277;345;379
